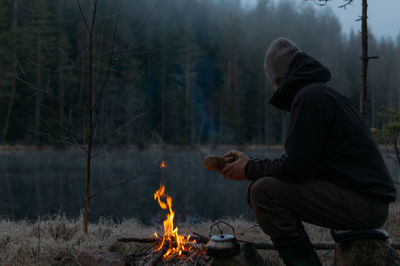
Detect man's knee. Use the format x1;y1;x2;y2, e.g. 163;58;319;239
248;176;285;207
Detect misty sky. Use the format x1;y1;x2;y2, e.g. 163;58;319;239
242;0;400;40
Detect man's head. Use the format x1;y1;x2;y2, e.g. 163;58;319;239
264;37;301;90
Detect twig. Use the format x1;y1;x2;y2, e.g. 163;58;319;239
117;235;208;244
89;168;148;200
118;237;157;243
75;0;90;32
98;112;145;141
308;0;354;9
187;230;209;244
93;0;124;110
119;0;161;58
338;0;354;9
237;224;259;237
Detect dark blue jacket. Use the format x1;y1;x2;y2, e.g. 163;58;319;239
245;52;396;202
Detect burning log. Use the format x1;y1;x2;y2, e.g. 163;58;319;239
144;245;168;266
151;184;201;259
118;235;209;244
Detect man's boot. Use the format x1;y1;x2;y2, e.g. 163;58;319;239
274;229;322;266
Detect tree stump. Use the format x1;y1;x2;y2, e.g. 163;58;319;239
334;239;400;266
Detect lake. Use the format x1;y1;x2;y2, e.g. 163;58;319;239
0;148;398;224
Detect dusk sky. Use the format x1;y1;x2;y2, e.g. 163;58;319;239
242;0;400;40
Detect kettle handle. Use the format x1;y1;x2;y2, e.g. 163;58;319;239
209;221;235;237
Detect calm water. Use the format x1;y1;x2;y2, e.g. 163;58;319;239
0;148;398;224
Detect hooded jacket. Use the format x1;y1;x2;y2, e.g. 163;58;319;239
245;52;396;202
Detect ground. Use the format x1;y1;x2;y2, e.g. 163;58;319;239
0;203;399;266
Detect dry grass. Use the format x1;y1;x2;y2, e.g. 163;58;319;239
0;203;399;266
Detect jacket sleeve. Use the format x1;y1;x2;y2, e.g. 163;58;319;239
245;94;330;181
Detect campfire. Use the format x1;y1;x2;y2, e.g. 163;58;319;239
116;160;267;265
152;184;197;259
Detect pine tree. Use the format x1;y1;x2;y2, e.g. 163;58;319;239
0;0;13;142
26;0;54;144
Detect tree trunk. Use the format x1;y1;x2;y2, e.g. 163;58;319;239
359;0;368;118
1;159;15;218
2;1;18;143
371;82;376;127
226;57;232;93
161;50;166;143
34;21;42;145
185;44;191;103
185;43;192;144
83;0;98;234
59;68;64;127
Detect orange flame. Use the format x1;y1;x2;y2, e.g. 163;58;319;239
153;184;196;259
160;161;167;168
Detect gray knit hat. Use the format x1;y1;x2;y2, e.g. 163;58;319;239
264;37;301;86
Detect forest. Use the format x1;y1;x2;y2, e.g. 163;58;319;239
0;0;399;146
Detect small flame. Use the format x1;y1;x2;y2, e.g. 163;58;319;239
160;161;167;168
153;184;196;259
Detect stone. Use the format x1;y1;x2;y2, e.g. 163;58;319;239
77;249;125;266
334;239;400;266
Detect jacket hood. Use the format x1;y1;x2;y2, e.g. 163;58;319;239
269;52;331;111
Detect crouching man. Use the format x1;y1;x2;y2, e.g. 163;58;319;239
220;37;396;266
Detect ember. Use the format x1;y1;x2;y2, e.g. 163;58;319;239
160;161;167;168
153;184;196;259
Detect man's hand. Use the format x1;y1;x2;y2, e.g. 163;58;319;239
219;150;250;181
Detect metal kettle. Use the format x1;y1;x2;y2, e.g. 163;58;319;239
206;221;240;258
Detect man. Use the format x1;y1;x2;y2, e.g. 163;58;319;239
220;37;396;265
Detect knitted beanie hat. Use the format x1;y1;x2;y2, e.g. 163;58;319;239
264;37;301;86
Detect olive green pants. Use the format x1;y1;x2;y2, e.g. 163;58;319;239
247;177;389;242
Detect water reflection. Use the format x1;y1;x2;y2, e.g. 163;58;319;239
0;148;397;224
0;149;277;223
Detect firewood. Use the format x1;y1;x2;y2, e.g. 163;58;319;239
118;237;157;243
117;235;209;244
144;246;167;266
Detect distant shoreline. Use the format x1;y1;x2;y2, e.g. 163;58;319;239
0;143;396;152
0;144;285;151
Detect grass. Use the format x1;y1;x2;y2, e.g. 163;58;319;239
0;203;399;266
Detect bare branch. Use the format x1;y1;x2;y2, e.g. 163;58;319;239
99;112;145;141
338;0;354;9
135;0;161;35
75;0;90;32
89;168;148;200
90;0;98;33
120;0;161;58
307;0;354;9
94;0;124;109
